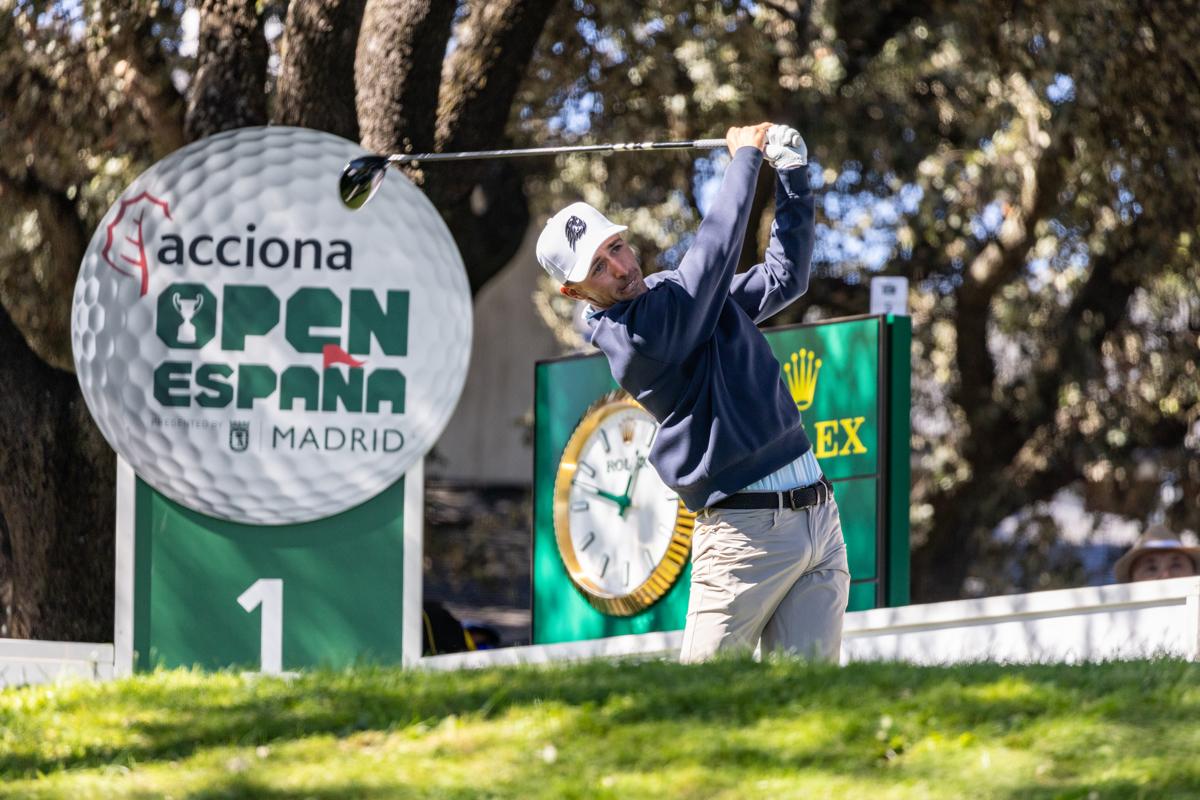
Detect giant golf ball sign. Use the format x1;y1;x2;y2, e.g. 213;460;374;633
71;127;471;525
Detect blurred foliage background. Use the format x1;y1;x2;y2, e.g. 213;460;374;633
1;0;1197;637
514;0;1200;601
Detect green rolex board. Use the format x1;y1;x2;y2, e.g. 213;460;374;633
532;314;911;645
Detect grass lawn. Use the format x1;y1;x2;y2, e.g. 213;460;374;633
1;657;1198;799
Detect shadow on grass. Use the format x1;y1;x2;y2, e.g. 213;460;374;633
76;777;495;800
2;657;1198;783
183;779;485;800
1001;774;1200;800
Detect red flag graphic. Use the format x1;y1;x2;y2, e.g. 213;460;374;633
323;344;366;369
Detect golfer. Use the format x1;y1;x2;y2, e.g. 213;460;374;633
536;122;848;663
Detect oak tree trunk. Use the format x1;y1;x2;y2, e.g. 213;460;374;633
0;304;114;640
185;0;269;140
356;0;557;293
275;0;368;140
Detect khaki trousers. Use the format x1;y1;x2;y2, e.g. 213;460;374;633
679;498;849;664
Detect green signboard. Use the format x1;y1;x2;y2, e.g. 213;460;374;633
533;314;910;645
115;462;422;673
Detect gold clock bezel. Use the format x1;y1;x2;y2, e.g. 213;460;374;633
552;391;695;617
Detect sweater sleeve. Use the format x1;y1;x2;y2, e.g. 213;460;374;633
627;147;763;362
728;166;816;323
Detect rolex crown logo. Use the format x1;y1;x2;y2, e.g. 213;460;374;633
785;348;822;411
620;417;636;444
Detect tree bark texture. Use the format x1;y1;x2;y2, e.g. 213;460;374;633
275;0;368;140
185;0;268;141
354;0;455;157
0;303;115;641
356;0;557;294
433;0;559;157
0;168;88;370
429;0;558;293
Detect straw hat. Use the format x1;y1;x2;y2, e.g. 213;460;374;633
1113;525;1200;582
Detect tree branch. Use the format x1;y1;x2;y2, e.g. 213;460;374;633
953;117;1069;468
914;211;1178;602
185;0;268;141
354;0;455;158
759;0;811;31
0;166;89;369
274;0;367;140
833;0;935;86
434;0;558;155
424;0;558;293
1021;218;1159;445
0;299;115;640
97;1;188;158
423;0;558;206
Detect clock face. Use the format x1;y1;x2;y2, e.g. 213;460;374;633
553;393;694;616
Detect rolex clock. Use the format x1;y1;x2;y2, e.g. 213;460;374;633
553;391;695;616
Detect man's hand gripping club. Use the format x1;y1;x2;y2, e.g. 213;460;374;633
724;122;807;170
724;123;771;156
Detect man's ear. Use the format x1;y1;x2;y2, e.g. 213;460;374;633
559;284;586;302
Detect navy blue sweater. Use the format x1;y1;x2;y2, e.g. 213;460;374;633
587;147;817;511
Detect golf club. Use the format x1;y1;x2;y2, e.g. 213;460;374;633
339;138;728;210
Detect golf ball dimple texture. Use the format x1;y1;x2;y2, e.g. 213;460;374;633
72;127;472;525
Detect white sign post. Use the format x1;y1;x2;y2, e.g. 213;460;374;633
870;276;909;316
70;127;469;673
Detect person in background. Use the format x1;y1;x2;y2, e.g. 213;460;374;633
1113;524;1200;583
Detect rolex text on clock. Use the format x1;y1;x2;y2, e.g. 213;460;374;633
552;391;695;616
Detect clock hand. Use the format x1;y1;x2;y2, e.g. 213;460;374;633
619;452;648;519
574;480;629;510
619;429;658;518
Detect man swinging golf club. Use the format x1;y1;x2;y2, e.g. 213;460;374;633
536;122;848;664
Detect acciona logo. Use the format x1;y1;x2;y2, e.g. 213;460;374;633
154;224;353;271
100;190;410;425
101;191;354;299
72;126;472;525
101;191;172;297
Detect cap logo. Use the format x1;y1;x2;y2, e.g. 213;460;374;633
565;216;587;251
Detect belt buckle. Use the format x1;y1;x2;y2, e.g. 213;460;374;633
784;487;801;510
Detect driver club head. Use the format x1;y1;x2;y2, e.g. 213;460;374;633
339;155;390;210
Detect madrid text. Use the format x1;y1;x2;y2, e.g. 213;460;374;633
272;426;404;453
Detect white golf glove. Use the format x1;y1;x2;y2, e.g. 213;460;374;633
765;124;807;170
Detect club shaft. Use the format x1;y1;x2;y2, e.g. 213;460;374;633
385;139;728;164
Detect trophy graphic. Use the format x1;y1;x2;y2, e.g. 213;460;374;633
172;292;203;345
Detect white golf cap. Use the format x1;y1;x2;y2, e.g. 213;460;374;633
536;201;627;284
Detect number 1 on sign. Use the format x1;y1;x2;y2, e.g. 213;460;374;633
237;579;283;674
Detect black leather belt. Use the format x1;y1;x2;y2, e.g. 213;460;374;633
710;476;834;511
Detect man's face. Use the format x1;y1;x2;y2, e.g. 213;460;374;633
560;234;646;308
1130;550;1198;581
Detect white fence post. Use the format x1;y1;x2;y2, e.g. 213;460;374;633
1185;585;1200;661
113;455;136;677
